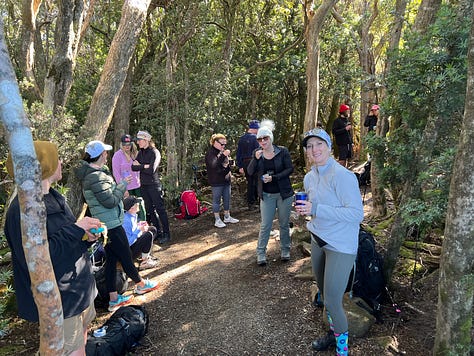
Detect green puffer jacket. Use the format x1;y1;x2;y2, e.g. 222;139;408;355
75;160;128;229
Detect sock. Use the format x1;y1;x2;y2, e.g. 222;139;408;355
326;310;335;332
224;213;230;219
141;253;149;260
334;331;349;356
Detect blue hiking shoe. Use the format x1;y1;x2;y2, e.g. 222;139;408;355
134;279;159;295
108;294;133;312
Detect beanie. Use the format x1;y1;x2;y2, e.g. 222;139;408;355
256;120;275;142
339;104;350;113
6;141;59;180
249;120;260;129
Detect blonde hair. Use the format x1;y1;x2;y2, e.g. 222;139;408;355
210;133;226;145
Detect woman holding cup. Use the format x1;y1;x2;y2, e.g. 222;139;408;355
247;120;294;266
296;128;363;356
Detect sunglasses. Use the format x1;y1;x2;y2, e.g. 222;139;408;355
217;141;226;146
257;136;270;142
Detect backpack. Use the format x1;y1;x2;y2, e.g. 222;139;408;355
86;304;148;355
174;190;208;219
90;243;128;308
348;228;386;321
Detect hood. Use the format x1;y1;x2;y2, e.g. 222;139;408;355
74;160;99;180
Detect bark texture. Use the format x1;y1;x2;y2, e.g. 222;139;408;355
0;21;64;355
67;0;152;216
43;0;94;117
434;6;474;352
303;0;338;132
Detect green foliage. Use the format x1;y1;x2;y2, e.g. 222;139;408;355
381;3;468;236
0;266;14;336
25;103;83;180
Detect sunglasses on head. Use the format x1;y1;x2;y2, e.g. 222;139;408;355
257;136;270;142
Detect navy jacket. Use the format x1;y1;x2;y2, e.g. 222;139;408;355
247;145;294;200
4;189;96;321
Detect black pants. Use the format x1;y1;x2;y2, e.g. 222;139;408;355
130;227;157;260
105;226;141;293
243;160;258;206
141;184;170;234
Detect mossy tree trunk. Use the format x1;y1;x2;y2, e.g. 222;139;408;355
434;6;474;352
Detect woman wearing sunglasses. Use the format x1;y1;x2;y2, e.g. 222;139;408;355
205;133;239;228
247;120;294;266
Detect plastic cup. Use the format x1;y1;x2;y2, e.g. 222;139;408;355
295;192;308;205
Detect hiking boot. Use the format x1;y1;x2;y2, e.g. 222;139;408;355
153;231;163;243
134;279;159;295
312;330;336;351
139;258;158;270
215;219;226;228
157;232;171;245
280;251;290;262
224;216;239;224
257;255;267;266
108;294;133;312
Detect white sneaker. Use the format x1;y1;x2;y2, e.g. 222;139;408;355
224;216;239;224
214;219;226;228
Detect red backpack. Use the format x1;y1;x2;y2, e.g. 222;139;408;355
174;190;207;219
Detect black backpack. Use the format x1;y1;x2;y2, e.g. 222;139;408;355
86;305;149;355
349;228;386;321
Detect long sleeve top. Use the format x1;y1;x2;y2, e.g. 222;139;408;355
304;157;364;254
205;146;231;186
122;211;142;246
132;146;162;186
112;149;140;189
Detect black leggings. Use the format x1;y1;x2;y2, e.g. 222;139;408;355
130;227;157;260
105;226;141;293
141;184;170;233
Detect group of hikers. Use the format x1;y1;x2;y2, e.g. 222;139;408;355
4;103;377;355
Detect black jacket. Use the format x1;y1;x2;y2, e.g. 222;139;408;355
4;189;96;321
132;146;162;186
247;145;294;200
332;115;353;146
364;114;377;132
205;146;231;186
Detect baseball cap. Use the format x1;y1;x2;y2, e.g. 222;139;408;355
85;140;113;159
123;196;142;211
302;128;332;149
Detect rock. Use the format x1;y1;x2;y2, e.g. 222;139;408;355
300;241;311;256
345;295;376;337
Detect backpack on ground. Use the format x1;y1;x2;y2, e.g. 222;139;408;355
348;228;386;321
174;190;208;219
86;304;149;355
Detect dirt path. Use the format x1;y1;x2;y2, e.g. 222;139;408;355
0;191;434;355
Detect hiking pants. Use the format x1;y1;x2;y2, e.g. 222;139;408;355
141;184;170;234
311;236;356;333
130;226;156;260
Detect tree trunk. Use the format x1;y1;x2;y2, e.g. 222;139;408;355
112;62;134;150
67;0;152;216
434;7;474;352
413;0;442;35
0;21;64;355
303;0;338;132
43;0;94;118
19;0;43;102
